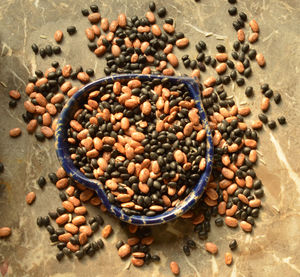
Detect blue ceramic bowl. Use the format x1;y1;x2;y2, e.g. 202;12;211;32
55;74;213;226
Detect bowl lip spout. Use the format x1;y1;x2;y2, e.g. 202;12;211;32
55;74;214;226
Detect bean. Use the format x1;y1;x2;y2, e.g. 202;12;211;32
229;239;238;250
249;19;259;32
256;53;265;67
205;242;218;254
54;30;63;43
26;192;36;205
0;227;11;238
170;261;180;275
225;252;233;265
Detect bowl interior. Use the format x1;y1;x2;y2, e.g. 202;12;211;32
55;74;214;225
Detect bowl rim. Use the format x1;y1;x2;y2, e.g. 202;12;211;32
55;74;214;226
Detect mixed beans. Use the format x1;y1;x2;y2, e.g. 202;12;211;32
1;0;288;275
67;78;207;216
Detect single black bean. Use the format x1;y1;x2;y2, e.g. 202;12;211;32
229;239;238;250
183;245;190;256
268;120;276;129
149;2;156;11
157;7;167;17
216;44;226;53
37;176;46;188
31;43;39;54
9;100;17;108
245;86;253;97
258;113;268;124
67;26;77;35
261;83;269;93
53;46;61;54
277;116;286;125
81;8;89;16
228;7;237;16
56;251;64;261
239;12;247;21
274;93;281;104
90;4;98;12
236;77;245;86
215;217;224;226
75;249;84;259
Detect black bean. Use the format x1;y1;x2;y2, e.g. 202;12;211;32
232;21;241;31
228;0;236;3
231;51;238;60
46;225;55;234
274;93;281;104
9;100;17;108
45;45;53;56
277;116;286;125
244;67;252;78
187;239;196;249
246;216;255;225
48;172;58;184
254;189;264;198
198;231;208;240
56;251;64;261
75;249;84;259
70;236;79;245
228;7;237;16
36;216;44;227
265;89;273;98
91;221;99;232
198;41;207;50
31;43;39;54
268;120;276;129
245;86;253;97
230;70;237;80
59;191;68;201
115;240;124;249
183;245;190;256
157;7;167;17
151;255;160;262
37;176;46;188
39;48;46;58
63;247;72;256
67;26;77;35
227;60;234;69
86;68;94;76
94;215;104;225
50;234;58;242
257;113;268;124
43;216;50;226
248;49;257;60
236;77;245;86
53;46;61;54
90;4;98;12
81;8;89;16
229;239;238;250
216;44;226;53
261;83;269;93
149;2;156;11
215;217;224;226
239;12;247;21
51;61;59;68
48;211;58;219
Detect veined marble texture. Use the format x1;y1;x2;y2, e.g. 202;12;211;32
0;0;299;276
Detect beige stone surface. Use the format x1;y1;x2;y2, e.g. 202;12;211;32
0;0;299;276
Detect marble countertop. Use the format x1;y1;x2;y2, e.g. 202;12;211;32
0;0;299;276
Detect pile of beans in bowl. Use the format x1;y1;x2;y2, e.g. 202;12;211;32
67;77;207;216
